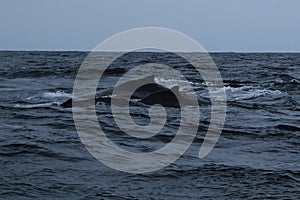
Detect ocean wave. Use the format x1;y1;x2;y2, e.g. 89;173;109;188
26;90;71;100
225;85;283;101
155;77;192;90
290;79;300;84
42;91;72;98
14;102;59;108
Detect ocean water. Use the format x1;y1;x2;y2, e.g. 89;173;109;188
0;51;299;199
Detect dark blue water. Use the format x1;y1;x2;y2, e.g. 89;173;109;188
0;51;299;199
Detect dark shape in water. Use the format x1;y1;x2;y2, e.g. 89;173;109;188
60;98;73;108
140;86;197;107
60;75;169;108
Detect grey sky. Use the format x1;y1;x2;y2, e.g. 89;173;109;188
0;0;299;52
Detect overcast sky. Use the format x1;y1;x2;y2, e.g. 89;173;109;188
0;0;299;52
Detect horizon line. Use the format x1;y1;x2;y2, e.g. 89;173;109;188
0;49;300;53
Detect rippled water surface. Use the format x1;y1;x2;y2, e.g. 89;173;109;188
0;52;299;199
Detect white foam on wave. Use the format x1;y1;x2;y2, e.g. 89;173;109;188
42;91;72;98
290;79;300;84
27;90;72;100
275;78;284;83
14;102;59;108
154;77;192;91
225;85;283;101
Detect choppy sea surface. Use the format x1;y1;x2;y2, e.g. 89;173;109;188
0;51;299;199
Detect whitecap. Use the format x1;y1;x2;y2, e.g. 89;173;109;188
154;77;193;91
225;85;283;101
275;78;284;83
26;90;72;100
290;79;300;84
14;102;59;108
42;91;72;98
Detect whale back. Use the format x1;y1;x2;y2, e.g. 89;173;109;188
132;83;168;99
140;87;180;107
59;75;164;108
